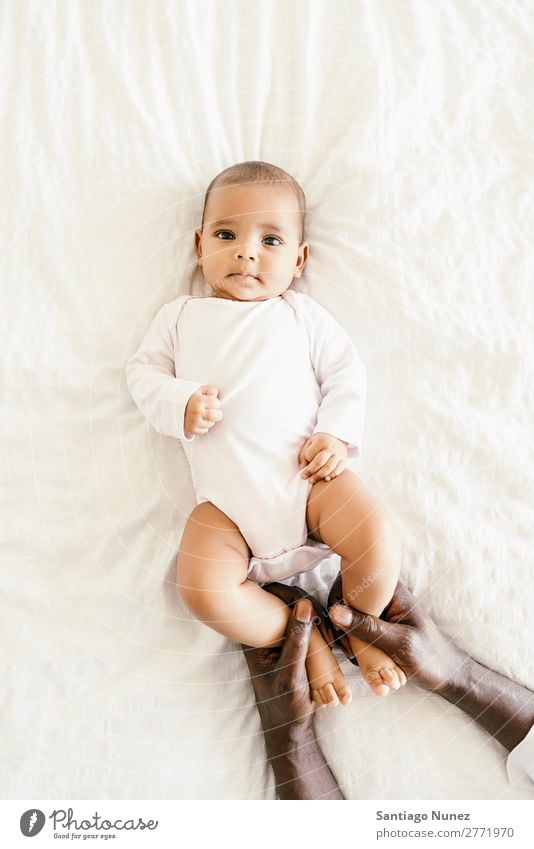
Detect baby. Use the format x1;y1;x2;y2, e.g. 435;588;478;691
127;161;406;706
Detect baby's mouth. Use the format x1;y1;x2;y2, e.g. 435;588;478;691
229;273;259;282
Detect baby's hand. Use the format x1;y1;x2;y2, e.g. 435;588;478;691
298;433;348;485
184;385;223;436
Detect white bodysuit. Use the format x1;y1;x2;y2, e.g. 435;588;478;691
126;290;366;581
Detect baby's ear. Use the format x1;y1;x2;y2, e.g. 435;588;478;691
294;242;309;277
294;261;306;279
194;228;203;256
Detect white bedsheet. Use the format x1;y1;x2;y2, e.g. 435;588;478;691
1;0;533;800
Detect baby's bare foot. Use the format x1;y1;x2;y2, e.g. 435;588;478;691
306;627;352;707
348;634;407;696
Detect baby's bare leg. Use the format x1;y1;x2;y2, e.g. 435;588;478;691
307;471;406;696
176;502;290;647
177;502;350;706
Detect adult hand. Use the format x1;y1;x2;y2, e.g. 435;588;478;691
263;581;329;633
328;576;534;753
264;579;354;662
328;577;467;694
242;596;316;741
242;590;345;799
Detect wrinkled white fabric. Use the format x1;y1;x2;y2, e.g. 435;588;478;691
3;0;534;802
127;290;366;561
507;726;534;790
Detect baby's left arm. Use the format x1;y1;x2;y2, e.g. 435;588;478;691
299;294;367;468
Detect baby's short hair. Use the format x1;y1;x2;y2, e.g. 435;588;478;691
201;160;306;241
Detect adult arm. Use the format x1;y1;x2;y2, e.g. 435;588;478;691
328;579;534;753
242;596;343;800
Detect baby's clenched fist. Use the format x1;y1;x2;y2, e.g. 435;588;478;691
184;385;223;436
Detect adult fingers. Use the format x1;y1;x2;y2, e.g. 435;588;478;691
329;603;408;657
263;582;308;607
327;573;343;611
328;577;416;632
265;584;330;645
385;582;428;630
323;618;358;665
277;600;313;685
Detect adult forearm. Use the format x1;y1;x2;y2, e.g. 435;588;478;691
265;730;344;800
442;656;534;752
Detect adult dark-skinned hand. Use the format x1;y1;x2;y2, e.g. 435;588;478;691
243;594;315;738
242;589;343;799
328;576;464;692
328;577;534;752
264;579;355;662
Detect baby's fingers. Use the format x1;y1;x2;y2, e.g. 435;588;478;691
204;408;223;423
324;460;346;482
309;458;345;485
304;455;338;485
301;451;330;481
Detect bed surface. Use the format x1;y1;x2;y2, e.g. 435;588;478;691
2;0;533;799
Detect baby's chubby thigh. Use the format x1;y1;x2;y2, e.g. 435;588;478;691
305;470;402;609
176;501;252;621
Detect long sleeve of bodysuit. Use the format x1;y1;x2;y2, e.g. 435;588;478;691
126;298;204;442
299;293;367;458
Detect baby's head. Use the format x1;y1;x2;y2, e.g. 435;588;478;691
195;161;308;301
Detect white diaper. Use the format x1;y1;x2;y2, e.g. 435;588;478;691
247;537;332;584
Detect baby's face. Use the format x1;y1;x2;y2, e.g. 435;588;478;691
195;183;308;301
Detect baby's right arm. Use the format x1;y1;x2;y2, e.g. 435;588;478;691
126;299;205;441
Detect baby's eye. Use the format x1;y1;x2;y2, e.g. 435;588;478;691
214;230;235;240
263;235;283;246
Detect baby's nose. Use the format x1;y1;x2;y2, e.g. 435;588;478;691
234;244;258;261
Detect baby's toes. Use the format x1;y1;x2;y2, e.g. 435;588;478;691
312;688;325;706
380;666;402;690
383;665;408;690
321;683;339;707
365;668;390;697
337;683;352;706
